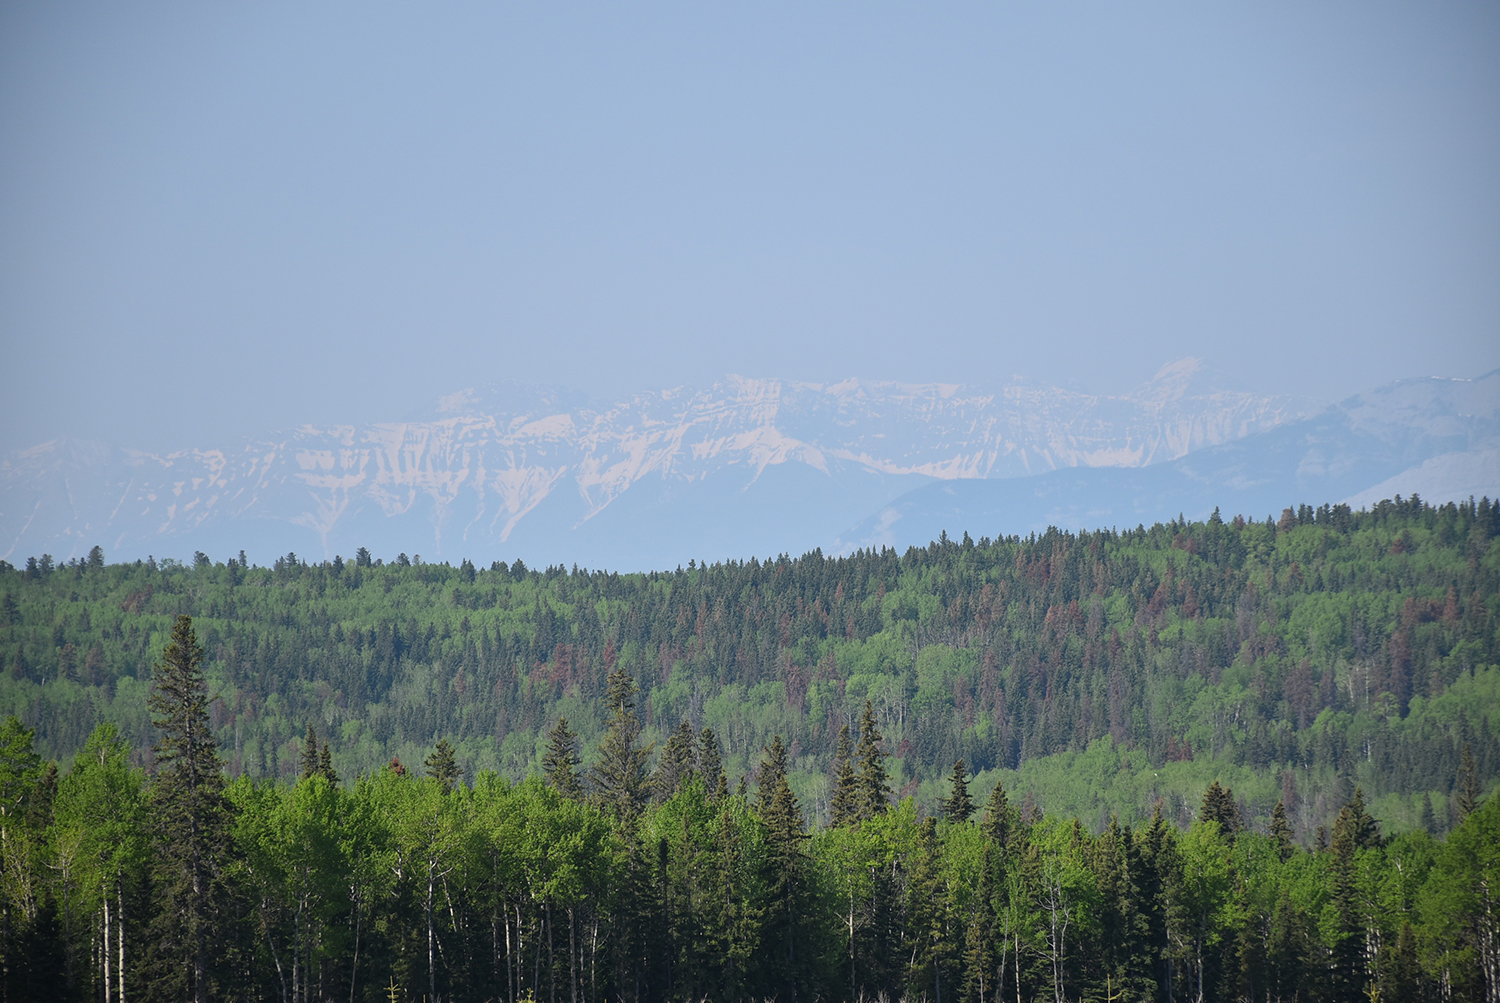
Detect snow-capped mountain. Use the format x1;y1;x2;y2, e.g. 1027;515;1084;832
833;369;1500;553
0;357;1395;569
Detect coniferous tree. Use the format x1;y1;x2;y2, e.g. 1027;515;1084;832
544;717;583;800
757;736;790;815
941;758;974;822
655;721;698;802
146;615;234;1003
981;780;1011;847
1420;791;1438;835
317;741;338;785
299;723;321;781
1328;800;1366;1002
593;667;650;822
699;727;725;802
960;840;995;1003
1457;742;1482;823
829;724;859;827
1198;780;1241;841
424;738;461;792
854;701;890;820
1270;799;1295;861
1345;787;1381;849
757;742;810;1003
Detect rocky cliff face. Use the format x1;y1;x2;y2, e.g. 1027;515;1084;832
0;358;1318;566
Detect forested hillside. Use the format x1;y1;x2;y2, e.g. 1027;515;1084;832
2;496;1500;1001
5;620;1499;1002
1;495;1498;840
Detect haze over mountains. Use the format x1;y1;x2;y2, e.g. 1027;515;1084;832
3;359;1496;570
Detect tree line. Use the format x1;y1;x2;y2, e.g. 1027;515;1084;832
0;495;1497;840
3;613;1497;1002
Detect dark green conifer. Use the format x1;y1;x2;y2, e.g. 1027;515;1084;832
592;666;651;821
317;741;339;785
829;724;860;827
543;717;583;800
981;779;1010;847
854;700;890;820
757;735;790;815
299;723;321;781
699;726;725;801
1329;800;1366;1000
424;738;461;792
1419;791;1438;835
941;758;974;822
1345;787;1381;849
1198;780;1241;841
1270;798;1295;860
654;720;698;802
147;615;233;1003
1456;742;1481;822
960;841;995;1003
758;742;809;1002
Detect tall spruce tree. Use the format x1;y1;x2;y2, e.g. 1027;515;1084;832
543;717;583;800
854;700;890;820
593;666;650;821
316;741;339;785
146;615;233;1003
699;727;726;802
1328;800;1366;1002
981;779;1011;847
1457;742;1481;823
299;723;321;781
758;740;809;1003
941;758;975;822
424;738;461;791
829;724;860;827
655;721;698;802
1270;799;1295;861
757;736;790;815
1198;780;1241;841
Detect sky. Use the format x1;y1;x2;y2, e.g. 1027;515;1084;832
2;1;1497;453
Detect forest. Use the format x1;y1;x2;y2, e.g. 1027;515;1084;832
0;495;1497;1000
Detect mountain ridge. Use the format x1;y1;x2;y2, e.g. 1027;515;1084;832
2;358;1316;566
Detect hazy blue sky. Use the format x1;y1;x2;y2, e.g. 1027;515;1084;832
3;2;1497;451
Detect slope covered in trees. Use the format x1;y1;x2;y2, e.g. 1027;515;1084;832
3;620;1498;1002
1;495;1497;842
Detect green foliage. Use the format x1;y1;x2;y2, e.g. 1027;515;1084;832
2;497;1500;999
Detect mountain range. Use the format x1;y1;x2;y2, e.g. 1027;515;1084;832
3;359;1495;569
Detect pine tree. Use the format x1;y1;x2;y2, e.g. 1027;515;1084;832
829;724;860;827
906;816;953;1002
146;615;234;1003
758;745;809;1003
1198;780;1241;841
317;742;339;785
544;717;583;800
960;841;995;1003
593;666;651;822
1270;799;1295;861
1329;801;1366;1002
1419;791;1438;835
981;779;1011;847
654;720;698;802
756;736;790;815
1457;742;1481;823
699;727;726;802
300;723;321;781
854;700;890;820
941;758;975;822
1345;787;1381;849
424;738;461;792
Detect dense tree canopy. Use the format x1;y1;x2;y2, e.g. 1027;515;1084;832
0;494;1497;999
